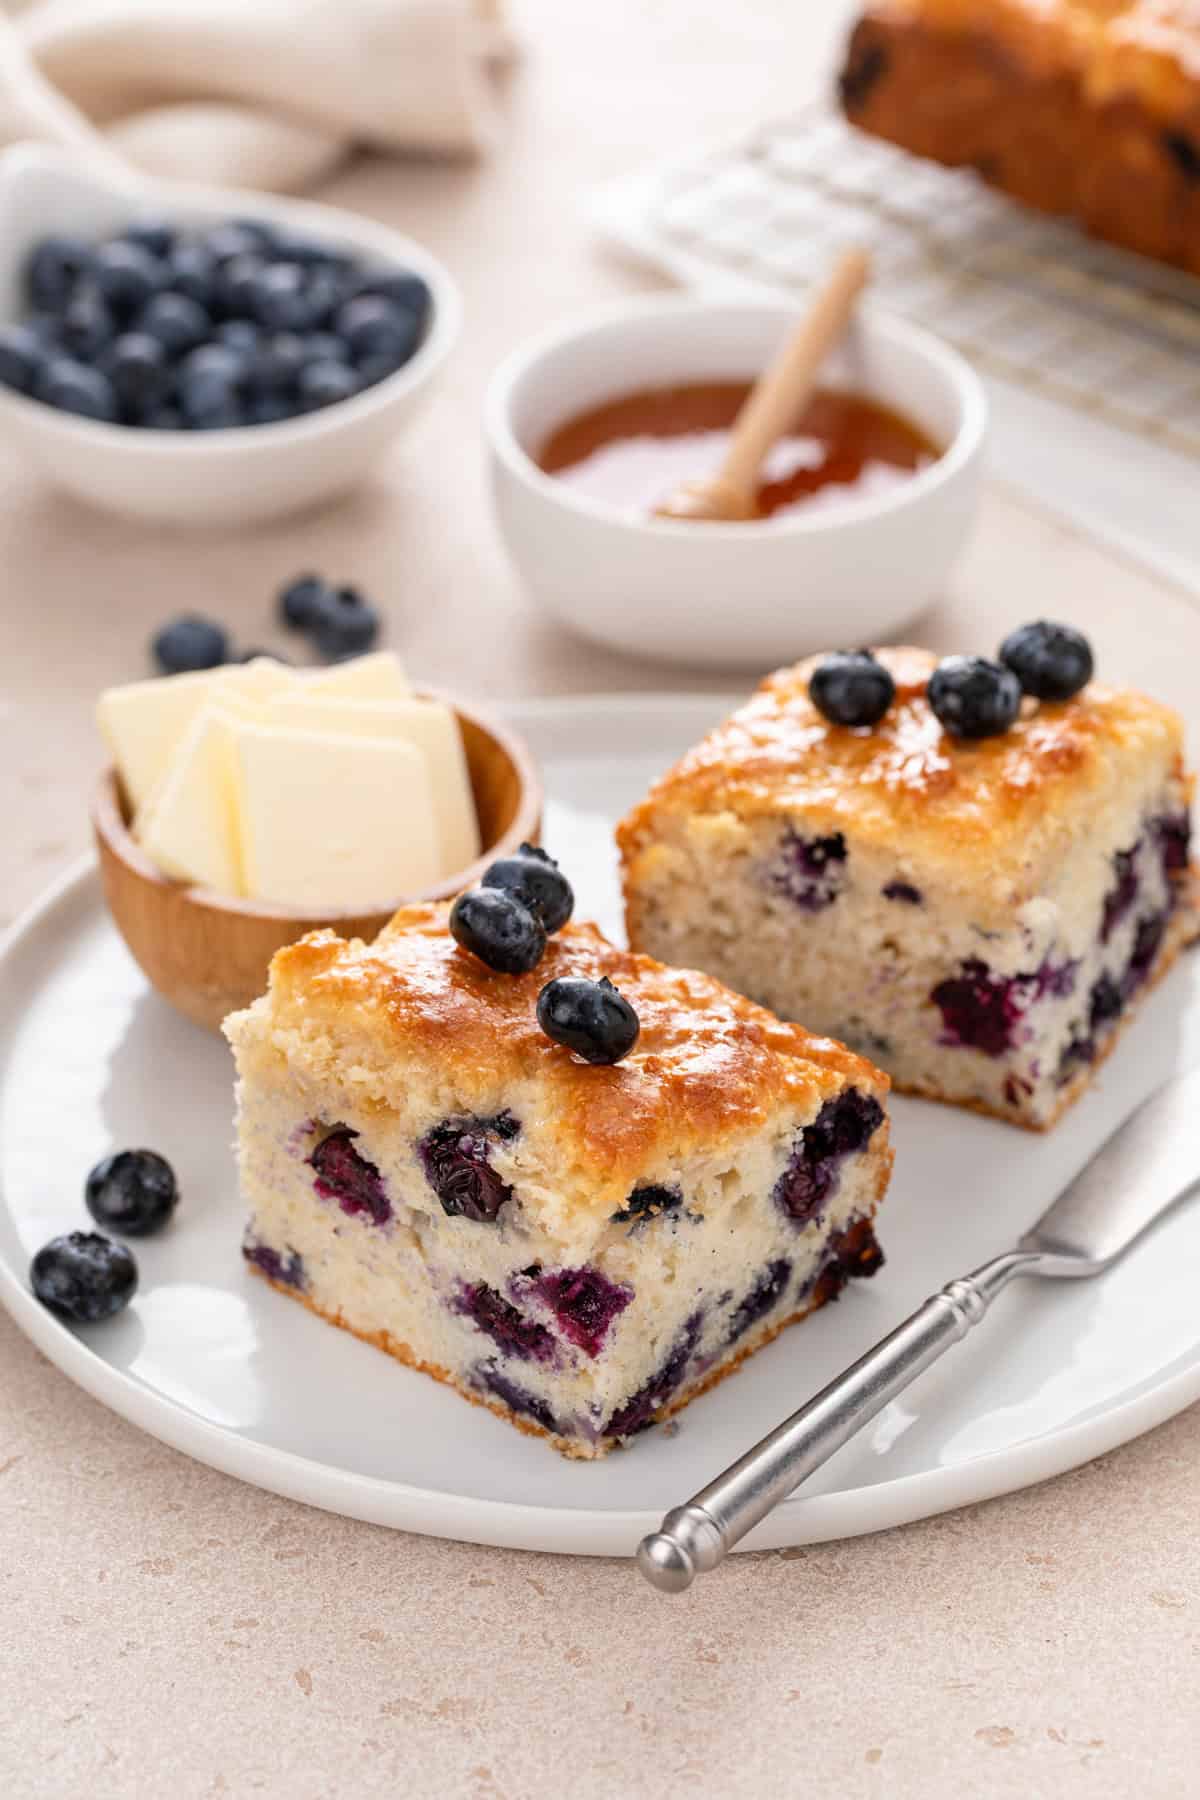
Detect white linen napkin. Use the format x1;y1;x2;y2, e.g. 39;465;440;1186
0;0;512;191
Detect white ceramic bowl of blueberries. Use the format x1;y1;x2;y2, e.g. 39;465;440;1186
0;144;461;525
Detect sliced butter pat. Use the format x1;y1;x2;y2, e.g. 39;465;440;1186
136;704;247;894
262;694;481;877
236;723;440;911
97;659;297;812
297;650;410;701
98;669;222;812
233;657;303;700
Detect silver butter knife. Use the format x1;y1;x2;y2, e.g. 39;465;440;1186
638;1065;1200;1593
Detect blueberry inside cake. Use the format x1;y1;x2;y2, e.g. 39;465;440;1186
224;906;892;1457
619;644;1197;1131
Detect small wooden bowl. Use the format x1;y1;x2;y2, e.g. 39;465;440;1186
92;690;542;1033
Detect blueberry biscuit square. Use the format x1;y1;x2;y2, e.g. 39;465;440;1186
224;906;892;1457
618;647;1197;1130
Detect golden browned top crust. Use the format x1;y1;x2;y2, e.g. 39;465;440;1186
237;908;888;1221
617;647;1188;905
865;0;1200;117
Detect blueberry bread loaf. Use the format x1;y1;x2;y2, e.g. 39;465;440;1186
225;905;892;1458
840;1;1200;275
619;637;1197;1130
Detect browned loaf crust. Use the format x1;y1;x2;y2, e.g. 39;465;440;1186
839;1;1200;275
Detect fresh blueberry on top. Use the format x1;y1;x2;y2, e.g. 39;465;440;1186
102;332;170;413
482;844;574;934
536;975;640;1066
450;888;547;975
139;291;210;356
92;240;167;314
35;358;117;422
927;656;1021;740
85;1149;179;1236
31;1231;137;1324
144;404;186;430
809;649;895;727
309;584;379;659
278;572;329;630
26;234;91;311
0;324;45;395
152;613;229;673
998;620;1094;702
297;359;359;412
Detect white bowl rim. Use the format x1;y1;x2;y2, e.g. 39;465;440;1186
485;290;988;540
0;142;462;455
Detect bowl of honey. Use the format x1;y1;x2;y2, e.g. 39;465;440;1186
486;294;986;671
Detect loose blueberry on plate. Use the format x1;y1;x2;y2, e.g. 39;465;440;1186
35;358;117;422
152;613;229;674
809;648;895;727
450;888;547;975
536;975;640;1065
482;844;574;934
309;584;379;659
0;324;45;395
927;655;1022;740
278;572;329;629
85;1148;179;1236
31;1231;138;1323
999;620;1094;702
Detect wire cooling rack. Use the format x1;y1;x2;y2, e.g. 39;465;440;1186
593;106;1200;589
651;110;1200;455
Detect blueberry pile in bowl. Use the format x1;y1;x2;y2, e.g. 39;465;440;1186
0;216;433;429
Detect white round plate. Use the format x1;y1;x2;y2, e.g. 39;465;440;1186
2;695;1199;1557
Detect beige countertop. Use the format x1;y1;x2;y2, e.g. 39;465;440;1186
4;3;1200;1795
